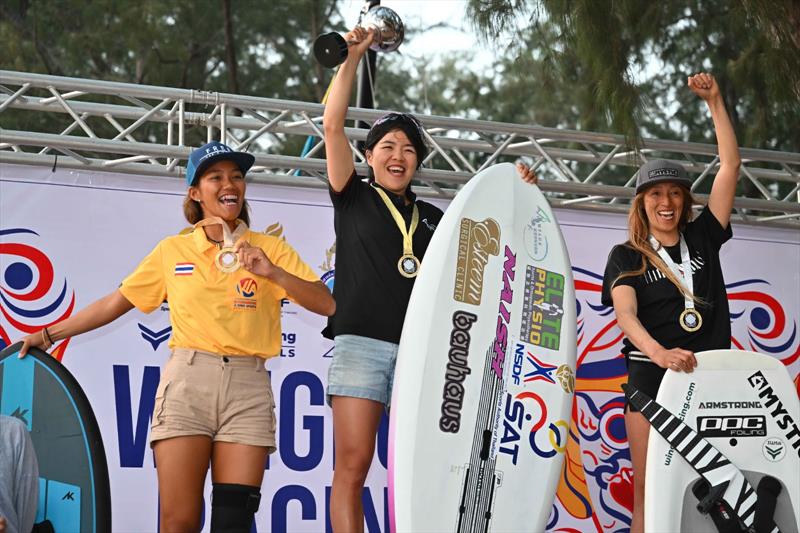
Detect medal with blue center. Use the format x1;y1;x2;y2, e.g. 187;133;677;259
372;183;420;278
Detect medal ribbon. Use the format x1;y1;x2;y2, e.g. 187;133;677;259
648;234;695;315
371;184;419;261
195;217;248;248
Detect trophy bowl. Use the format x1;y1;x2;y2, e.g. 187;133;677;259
313;5;405;68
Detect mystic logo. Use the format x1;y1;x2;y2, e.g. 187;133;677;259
453;217;501;306
696;415;767;438
10;407;29;426
522;207;551;261
762;438;786;462
236;278;258;298
747;371;800;456
138;324;171;351
520;266;565;350
439;310;478;433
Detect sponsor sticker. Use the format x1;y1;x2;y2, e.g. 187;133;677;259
453;217;501;305
696;415;767;438
520;266;565;350
762;437;786;462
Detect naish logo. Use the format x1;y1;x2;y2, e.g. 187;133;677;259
439;310;478;433
520;266;565;350
453;217;501;306
747;370;800;457
698;401;762;409
490;246;516;378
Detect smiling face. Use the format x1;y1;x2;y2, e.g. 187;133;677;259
189;160;246;225
642;182;686;244
366;129;419;196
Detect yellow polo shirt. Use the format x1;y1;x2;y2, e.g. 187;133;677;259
120;227;319;358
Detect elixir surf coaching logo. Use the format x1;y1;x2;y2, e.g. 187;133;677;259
522;207;551;261
1;228;75;360
453;217;501;306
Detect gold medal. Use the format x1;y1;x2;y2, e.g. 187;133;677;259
215;246;240;273
679;308;702;332
372;183;421;278
196;217;248;274
398;254;421;278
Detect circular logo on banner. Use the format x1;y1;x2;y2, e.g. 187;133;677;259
762;437;786;462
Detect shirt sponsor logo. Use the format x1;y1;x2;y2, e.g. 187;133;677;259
439;310;478;433
233;278;258;310
520;266;565;351
747;371;800;457
453;217;501;306
174;262;194;276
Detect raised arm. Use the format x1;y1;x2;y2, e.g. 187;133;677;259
611;285;697;372
18;289;135;356
322;27;375;192
688;73;741;229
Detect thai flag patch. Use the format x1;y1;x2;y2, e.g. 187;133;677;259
174;262;194;276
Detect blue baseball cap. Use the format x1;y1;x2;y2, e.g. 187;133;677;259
185;141;255;186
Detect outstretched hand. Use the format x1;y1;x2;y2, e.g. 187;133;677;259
688;72;720;103
516;162;539;185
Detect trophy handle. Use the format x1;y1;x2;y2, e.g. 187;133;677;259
313;32;349;69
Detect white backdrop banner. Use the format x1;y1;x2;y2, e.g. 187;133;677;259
1;164;798;533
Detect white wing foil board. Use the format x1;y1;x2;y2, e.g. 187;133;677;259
389;163;577;532
645;349;800;532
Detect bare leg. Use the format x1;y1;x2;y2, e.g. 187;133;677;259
625;411;651;533
330;396;385;533
153;436;213;532
211;441;269;486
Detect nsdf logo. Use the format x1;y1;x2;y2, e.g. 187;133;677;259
0;228;74;360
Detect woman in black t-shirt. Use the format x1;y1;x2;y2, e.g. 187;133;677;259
601;73;740;533
321;25;537;533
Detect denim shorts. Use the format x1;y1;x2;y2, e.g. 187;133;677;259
327;334;399;407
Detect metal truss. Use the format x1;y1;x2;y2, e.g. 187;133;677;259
1;70;798;228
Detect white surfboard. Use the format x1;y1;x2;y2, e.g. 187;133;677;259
388;163;577;532
645;349;800;532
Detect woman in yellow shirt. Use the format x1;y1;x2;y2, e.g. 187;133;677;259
18;141;335;532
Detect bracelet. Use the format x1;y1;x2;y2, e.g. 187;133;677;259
41;328;53;349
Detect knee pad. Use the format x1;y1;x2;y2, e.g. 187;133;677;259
211;483;261;533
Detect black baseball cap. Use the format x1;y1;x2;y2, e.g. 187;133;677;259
635;159;692;194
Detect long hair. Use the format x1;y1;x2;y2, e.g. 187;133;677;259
182;193;251;226
615;186;704;304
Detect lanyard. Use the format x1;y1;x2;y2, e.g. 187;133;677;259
648;234;701;332
372;183;421;277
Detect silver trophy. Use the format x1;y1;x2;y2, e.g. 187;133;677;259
313;6;405;68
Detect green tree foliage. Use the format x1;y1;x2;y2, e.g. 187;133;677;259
465;0;800;153
0;0;343;151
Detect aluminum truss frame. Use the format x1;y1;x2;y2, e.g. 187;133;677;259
1;70;798;228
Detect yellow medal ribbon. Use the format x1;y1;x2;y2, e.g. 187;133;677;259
371;183;420;278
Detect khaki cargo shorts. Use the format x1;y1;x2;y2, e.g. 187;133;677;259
150;347;277;453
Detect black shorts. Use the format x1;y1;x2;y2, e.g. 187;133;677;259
624;358;666;413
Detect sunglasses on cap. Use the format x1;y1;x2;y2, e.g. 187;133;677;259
371;112;426;138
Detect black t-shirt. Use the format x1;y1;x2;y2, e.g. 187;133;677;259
601;206;733;355
323;175;444;344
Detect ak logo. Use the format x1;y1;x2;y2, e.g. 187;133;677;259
762;437;786;462
237;278;258;298
138;324;171;351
